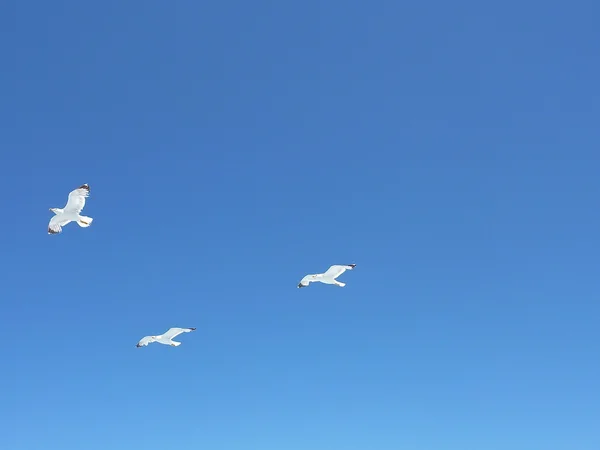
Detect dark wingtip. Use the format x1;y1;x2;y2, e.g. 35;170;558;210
189;327;197;331
136;344;141;347
48;228;59;234
349;264;356;268
297;283;305;288
78;184;90;191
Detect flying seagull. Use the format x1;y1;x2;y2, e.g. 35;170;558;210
136;327;197;348
48;184;94;234
298;264;357;288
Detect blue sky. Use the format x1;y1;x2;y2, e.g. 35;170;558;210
2;1;599;449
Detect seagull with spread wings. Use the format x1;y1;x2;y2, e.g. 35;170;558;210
298;264;357;288
48;184;94;235
136;327;197;348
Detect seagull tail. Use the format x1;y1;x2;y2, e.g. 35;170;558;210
77;216;93;227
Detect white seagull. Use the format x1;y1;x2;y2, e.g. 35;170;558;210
136;327;197;348
298;264;357;288
48;184;94;234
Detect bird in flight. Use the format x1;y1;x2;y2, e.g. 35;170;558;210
298;264;357;288
136;327;197;348
48;184;94;235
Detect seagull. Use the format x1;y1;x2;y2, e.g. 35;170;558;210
298;264;357;288
48;184;94;234
136;327;197;348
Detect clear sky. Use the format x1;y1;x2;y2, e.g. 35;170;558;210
2;1;599;449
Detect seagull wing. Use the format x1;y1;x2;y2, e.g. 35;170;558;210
161;327;196;340
322;265;349;278
48;214;71;234
63;184;90;214
136;336;154;347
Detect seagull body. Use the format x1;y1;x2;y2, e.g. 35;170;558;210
48;184;93;234
136;327;197;348
298;264;356;288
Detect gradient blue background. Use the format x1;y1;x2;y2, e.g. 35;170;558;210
2;1;599;449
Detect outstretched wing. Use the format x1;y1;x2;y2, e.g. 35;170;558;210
161;327;196;340
63;184;90;213
48;215;71;234
323;265;350;278
136;336;154;347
